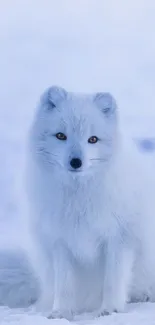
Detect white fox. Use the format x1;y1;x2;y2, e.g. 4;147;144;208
24;86;155;319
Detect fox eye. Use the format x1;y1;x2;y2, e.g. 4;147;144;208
55;132;67;140
88;136;98;144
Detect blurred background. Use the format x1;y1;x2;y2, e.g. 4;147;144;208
0;0;155;245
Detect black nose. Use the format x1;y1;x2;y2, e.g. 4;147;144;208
70;158;82;169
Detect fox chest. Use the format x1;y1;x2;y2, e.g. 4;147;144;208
51;198;104;260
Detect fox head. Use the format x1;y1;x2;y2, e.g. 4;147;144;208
30;86;118;178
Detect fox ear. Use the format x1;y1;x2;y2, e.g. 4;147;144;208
94;92;117;116
41;86;67;109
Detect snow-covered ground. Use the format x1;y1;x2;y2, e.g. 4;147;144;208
1;303;155;325
0;0;155;323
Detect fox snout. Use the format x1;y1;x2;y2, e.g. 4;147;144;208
70;158;82;169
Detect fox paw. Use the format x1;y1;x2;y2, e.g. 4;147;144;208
96;308;118;317
47;309;74;320
95;303;125;318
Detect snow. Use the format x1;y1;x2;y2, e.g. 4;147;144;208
0;0;155;324
1;303;155;325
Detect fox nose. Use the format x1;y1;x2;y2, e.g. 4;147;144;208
70;158;82;169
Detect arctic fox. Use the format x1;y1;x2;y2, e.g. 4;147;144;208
25;86;155;319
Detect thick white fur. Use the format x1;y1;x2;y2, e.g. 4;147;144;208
24;86;155;319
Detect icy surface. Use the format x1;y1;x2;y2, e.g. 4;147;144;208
0;0;155;324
